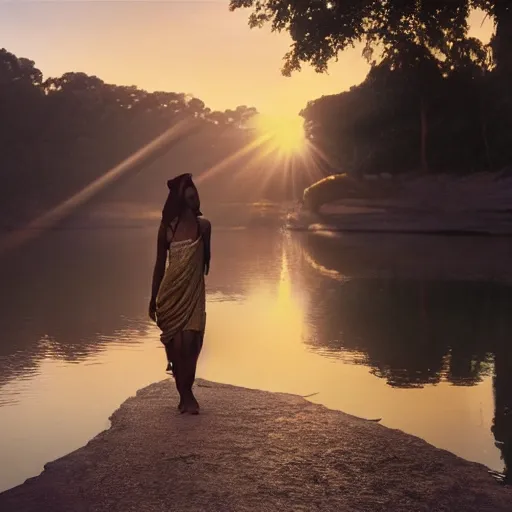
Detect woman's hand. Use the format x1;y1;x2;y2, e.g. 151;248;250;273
149;298;157;322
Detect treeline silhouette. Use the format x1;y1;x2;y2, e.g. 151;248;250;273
231;0;512;176
301;48;512;175
0;48;258;227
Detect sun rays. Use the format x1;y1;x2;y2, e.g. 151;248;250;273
251;114;307;157
197;113;330;200
0;119;202;255
0;113;334;255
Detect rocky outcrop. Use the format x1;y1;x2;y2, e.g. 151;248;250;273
291;172;512;234
0;380;511;512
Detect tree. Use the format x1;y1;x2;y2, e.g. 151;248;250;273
300;46;502;177
0;48;43;85
231;0;512;76
230;1;497;173
0;48;260;227
473;0;512;75
301;46;446;174
230;0;475;75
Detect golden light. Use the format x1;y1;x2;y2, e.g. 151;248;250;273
251;114;307;156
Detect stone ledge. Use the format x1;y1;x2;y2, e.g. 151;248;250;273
0;379;510;512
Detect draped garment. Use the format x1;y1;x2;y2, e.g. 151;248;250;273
156;236;206;345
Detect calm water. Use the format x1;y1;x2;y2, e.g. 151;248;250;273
1;210;512;492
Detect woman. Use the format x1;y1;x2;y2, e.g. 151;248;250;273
149;173;211;415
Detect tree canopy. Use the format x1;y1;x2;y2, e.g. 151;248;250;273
229;1;512;174
301;54;512;175
0;48;261;227
230;0;510;75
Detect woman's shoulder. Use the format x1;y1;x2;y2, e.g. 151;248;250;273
198;217;211;232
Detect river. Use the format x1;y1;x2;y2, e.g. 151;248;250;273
1;203;511;491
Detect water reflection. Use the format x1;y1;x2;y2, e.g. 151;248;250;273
305;278;502;388
303;231;512;482
1;224;512;492
0;229;155;395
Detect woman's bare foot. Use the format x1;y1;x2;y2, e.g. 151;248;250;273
186;394;200;415
177;398;186;413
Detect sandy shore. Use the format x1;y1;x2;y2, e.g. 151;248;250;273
1;379;511;512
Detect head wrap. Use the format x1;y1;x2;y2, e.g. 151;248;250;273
161;173;202;224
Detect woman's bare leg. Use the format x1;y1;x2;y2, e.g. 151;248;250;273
172;333;187;413
181;330;202;414
164;342;173;373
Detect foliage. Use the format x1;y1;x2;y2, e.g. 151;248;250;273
300;52;512;175
0;48;258;226
230;0;512;174
230;0;510;75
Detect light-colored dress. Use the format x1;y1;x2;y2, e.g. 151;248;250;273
156;232;206;345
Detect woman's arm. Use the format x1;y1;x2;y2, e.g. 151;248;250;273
202;219;212;275
149;222;168;321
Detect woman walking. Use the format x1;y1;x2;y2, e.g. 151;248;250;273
149;173;211;414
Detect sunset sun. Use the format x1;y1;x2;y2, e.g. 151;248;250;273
252;114;307;155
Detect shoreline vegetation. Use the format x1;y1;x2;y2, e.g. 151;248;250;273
0;380;511;511
3;38;512;237
231;1;512;179
0;47;268;231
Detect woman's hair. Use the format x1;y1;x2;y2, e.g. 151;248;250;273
161;173;201;225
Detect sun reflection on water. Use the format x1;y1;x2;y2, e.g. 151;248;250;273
0;227;509;492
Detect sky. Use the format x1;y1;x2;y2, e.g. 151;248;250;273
0;2;494;116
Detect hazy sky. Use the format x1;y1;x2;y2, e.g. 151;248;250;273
0;2;494;116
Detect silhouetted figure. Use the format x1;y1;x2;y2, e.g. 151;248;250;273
149;174;211;414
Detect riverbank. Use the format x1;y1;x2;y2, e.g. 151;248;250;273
287;204;512;236
0;380;511;512
291;171;512;236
